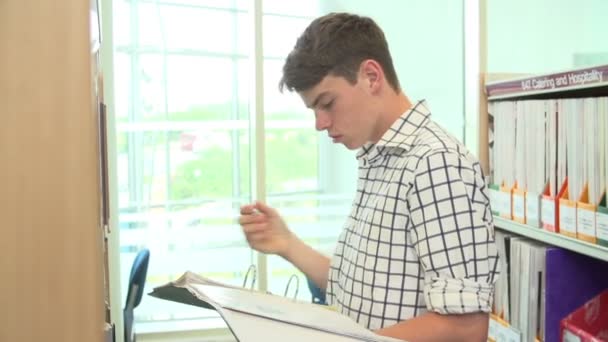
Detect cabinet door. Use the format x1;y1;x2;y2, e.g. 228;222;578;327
0;1;105;341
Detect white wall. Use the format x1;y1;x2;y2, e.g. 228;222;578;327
313;1;467;194
320;0;466;139
488;0;608;73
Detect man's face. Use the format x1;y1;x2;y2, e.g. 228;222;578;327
298;73;377;150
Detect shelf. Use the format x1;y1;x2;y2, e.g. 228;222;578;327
493;216;608;262
485;64;608;100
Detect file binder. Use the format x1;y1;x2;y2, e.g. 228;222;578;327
490;183;513;220
559;179;577;238
526;191;541;228
597;194;608;247
576;185;597;243
488;314;521;342
541;183;558;233
149;270;402;342
512;185;526;224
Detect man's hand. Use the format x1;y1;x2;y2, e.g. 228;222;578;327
239;201;294;257
239;201;331;291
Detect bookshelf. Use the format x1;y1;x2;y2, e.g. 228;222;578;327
494;216;608;262
484;65;608;101
480;65;608;174
481;64;608;253
482;64;608;342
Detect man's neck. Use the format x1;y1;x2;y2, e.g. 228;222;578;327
371;91;413;143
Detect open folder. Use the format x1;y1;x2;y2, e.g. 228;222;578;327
149;271;404;342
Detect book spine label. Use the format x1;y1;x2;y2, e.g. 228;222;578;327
560;203;577;236
542;197;556;230
576;207;596;241
526;193;540;227
513;192;525;223
596;211;608;241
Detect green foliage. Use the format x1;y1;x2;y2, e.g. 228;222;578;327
170;146;233;200
168;104;233;121
170;129;317;200
265;130;317;193
120;104;318;201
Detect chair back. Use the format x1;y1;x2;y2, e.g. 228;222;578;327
124;248;150;342
306;276;327;305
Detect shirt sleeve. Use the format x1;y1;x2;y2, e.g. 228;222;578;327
406;151;500;315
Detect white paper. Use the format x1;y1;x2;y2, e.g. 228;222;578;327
221;308;380;342
150;272;404;342
194;284;402;342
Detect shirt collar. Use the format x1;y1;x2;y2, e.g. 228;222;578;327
357;100;432;163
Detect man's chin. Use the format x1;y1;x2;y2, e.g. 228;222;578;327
342;141;362;150
331;137;362;150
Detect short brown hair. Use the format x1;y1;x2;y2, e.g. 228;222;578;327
279;12;401;93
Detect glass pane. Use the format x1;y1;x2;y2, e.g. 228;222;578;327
114;52;131;122
161;0;247;10
263;59;312;120
166;55;235;120
265;128;318;193
137;3;243;54
138;54;167;120
487;0;608;74
263;15;313;58
113;0;131;47
264;57;318;197
262;11;357;302
113;0;253;325
264;0;320;17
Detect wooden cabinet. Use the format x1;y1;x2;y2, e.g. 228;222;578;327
0;1;106;341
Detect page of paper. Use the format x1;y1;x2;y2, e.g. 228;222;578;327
220;308;401;342
191;284;402;342
175;271;242;289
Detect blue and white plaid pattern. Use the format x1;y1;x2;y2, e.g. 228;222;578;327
327;100;500;330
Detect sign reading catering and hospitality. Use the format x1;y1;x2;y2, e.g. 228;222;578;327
486;64;608;98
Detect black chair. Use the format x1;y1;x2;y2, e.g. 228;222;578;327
124;248;150;342
306;276;327;305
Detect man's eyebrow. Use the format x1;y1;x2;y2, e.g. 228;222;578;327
308;92;329;109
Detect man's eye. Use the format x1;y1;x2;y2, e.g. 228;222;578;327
321;100;334;110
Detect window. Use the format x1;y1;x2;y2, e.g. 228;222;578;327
112;0;355;325
111;0;468;329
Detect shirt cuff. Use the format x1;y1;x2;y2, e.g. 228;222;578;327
424;276;494;314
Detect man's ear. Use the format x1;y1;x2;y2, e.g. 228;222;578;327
359;59;384;93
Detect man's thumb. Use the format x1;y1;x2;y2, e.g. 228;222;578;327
254;201;275;216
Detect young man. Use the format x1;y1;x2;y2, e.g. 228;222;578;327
239;12;499;342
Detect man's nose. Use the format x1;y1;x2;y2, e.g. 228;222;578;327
315;111;330;131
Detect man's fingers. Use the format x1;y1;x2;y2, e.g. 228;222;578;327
240;204;257;215
254;201;276;216
242;222;268;234
238;214;265;225
247;231;268;244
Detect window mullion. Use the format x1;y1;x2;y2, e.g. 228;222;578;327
250;0;268;292
231;3;241;224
